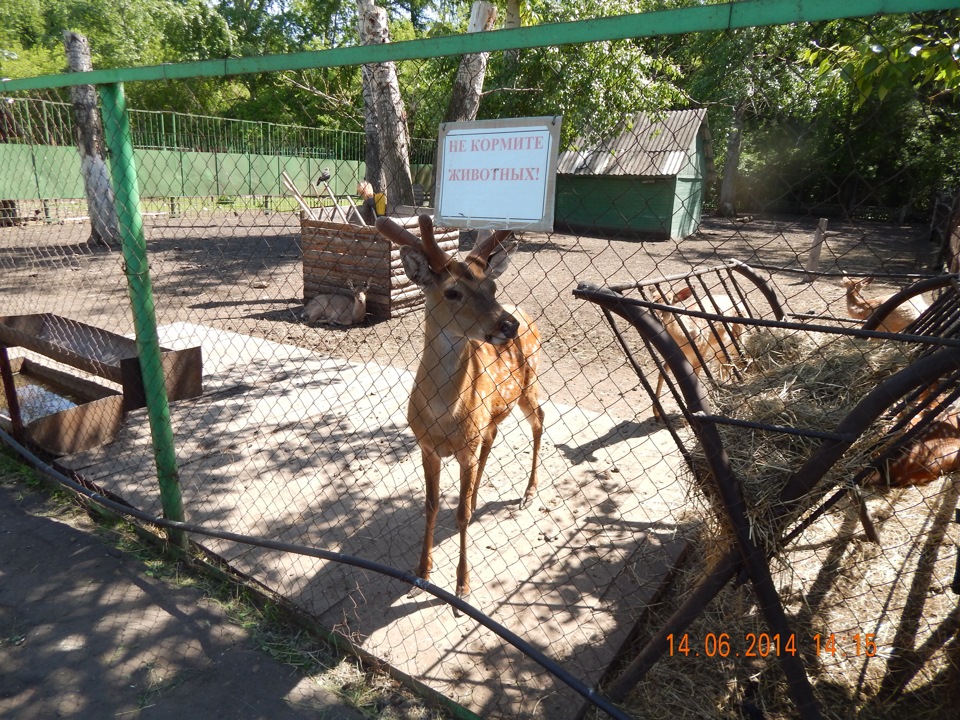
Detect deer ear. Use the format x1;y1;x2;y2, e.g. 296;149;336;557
400;246;436;288
673;286;694;303
484;242;516;280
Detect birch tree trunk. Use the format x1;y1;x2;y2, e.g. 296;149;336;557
504;0;522;66
64;31;119;247
717;102;745;218
357;0;413;209
443;2;497;124
360;66;386;193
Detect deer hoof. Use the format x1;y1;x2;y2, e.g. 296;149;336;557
518;493;535;510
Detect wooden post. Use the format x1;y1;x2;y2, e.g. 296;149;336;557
805;217;828;281
0;348;25;443
64;31;120;248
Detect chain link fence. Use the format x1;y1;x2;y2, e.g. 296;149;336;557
2;3;959;718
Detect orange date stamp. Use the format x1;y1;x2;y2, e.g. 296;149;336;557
666;632;879;659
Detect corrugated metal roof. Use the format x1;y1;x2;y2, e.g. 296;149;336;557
557;109;710;178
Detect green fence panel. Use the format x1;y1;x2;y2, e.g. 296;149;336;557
249;154;278;196
181;151;217;197
280;156;312;195
0;145;41;198
35;146;84;199
135;149;184;198
216;153;250;196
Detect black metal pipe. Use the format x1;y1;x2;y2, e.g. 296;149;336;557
574;283;823;719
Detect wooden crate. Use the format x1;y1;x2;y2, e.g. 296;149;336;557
301;217;459;319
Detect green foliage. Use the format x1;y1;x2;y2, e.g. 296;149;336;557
2;1;957;217
480;0;685;146
805;16;959;108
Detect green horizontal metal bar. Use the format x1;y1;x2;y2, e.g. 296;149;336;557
3;0;957;93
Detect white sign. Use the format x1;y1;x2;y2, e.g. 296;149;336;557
434;116;562;232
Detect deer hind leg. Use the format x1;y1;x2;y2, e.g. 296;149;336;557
653;371;666;421
517;392;544;509
412;449;442;596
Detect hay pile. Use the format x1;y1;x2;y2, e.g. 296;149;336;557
634;328;960;720
693;327;917;546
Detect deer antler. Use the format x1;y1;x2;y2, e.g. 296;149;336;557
374;216;450;274
374;216;419;248
467;229;513;266
418;215;452;273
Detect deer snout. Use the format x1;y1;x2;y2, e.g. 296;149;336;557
486;312;520;345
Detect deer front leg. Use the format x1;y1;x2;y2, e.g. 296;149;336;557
410;449;441;597
455;451;483;599
518;396;544;509
471;426;498;512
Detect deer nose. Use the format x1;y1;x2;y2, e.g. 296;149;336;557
498;314;520;339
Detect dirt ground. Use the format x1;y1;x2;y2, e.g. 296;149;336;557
0;474;383;720
2;209;939;422
0;208;948;718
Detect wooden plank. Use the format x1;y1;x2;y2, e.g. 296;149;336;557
281;172;317;220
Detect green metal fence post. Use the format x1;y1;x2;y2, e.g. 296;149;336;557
98;81;187;548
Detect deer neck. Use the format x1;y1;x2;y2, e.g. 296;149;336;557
414;318;491;422
846;289;872;320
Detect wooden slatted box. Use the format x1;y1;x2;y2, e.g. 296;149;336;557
301;217;459;319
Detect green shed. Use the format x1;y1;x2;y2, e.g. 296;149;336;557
555;109;714;240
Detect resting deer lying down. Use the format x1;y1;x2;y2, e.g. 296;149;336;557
374;215;544;599
842;276;929;333
649;286;746;420
302;281;368;326
866;403;960;488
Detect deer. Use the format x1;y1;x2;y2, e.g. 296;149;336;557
302;280;368;326
842;275;929;333
374;215;544;599
648;285;746;420
865;416;960;488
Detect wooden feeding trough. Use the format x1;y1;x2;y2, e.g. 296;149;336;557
0;314;203;455
301;216;458;319
0;354;124;455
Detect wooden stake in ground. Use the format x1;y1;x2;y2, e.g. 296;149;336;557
280;172;317;220
805;217;828;281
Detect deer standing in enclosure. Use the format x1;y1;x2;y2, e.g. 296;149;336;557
375;216;544;599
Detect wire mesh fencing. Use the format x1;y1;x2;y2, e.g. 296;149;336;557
2;4;960;719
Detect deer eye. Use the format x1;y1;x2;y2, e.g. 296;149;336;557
443;288;463;301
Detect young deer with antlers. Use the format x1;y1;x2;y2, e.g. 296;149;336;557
375;215;544;599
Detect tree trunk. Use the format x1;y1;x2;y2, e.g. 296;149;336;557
360;66;386;193
504;0;521;66
357;0;413;209
64;31;119;247
434;2;497;202
717;102;745;219
443;2;497;124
